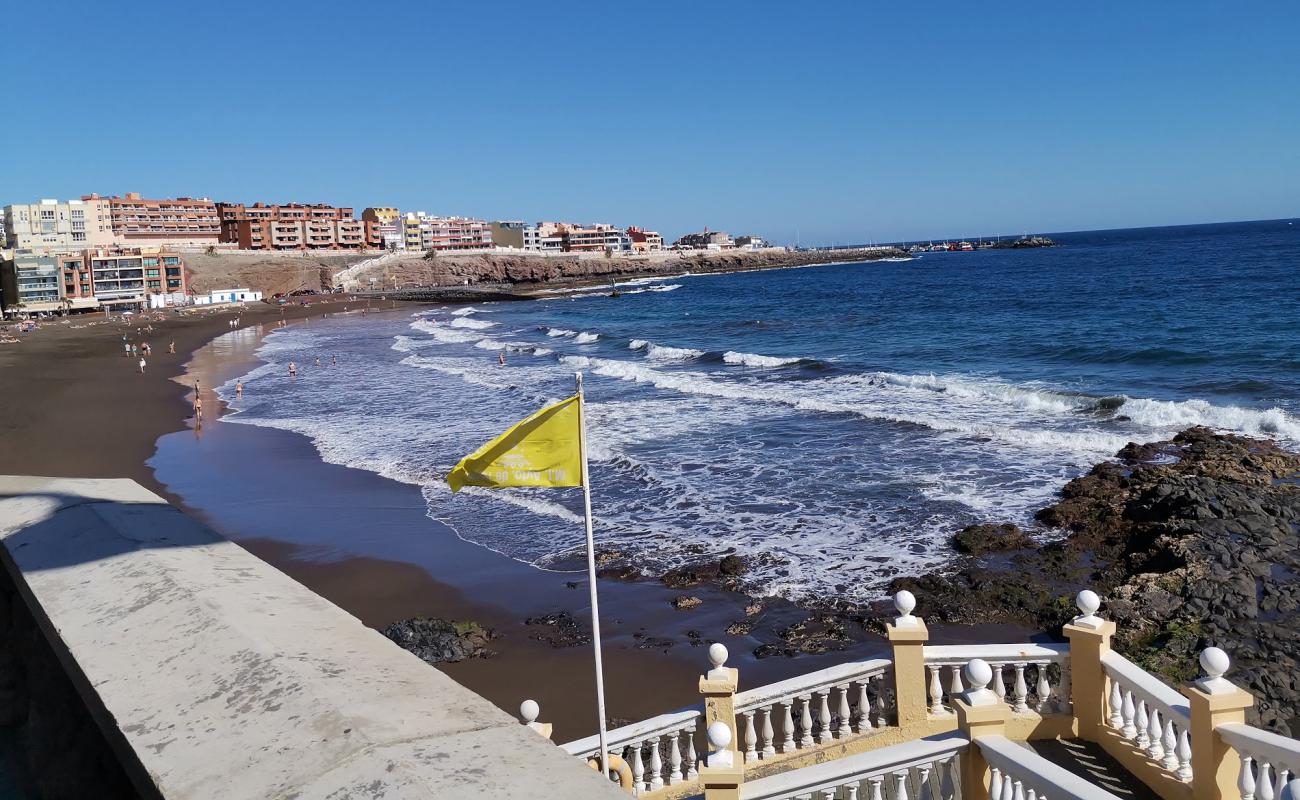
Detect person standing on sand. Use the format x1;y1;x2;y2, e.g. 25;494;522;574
194;393;203;422
138;357;147;374
169;341;176;354
123;341;131;357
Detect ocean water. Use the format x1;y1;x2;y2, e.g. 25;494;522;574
216;220;1300;602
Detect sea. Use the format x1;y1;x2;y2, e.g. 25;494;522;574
213;220;1300;603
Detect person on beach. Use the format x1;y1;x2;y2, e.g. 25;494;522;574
194;393;203;422
236;381;244;399
123;341;131;357
138;357;147;374
288;361;297;377
168;341;176;354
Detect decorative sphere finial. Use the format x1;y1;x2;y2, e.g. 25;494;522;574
1075;589;1101;616
707;720;732;750
1200;647;1230;679
894;590;916;616
708;642;729;669
519;699;539;724
964;659;993;690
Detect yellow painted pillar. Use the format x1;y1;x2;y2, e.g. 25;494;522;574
954;659;1009;800
887;590;931;731
1062;590;1116;741
700;643;740;757
1185;648;1254;800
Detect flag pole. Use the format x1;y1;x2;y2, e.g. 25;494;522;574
575;372;610;779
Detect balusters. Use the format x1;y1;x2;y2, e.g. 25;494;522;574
1012;664;1029;713
895;769;910;800
799;695;815;748
1121;689;1137;738
781;701;796;753
817;690;833;744
875;675;888;728
992;663;1008;704
1240;755;1257;800
648;738;663;791
857;681;873;732
938;756;956;800
991;766;1004;800
668;730;683;784
1135;700;1150;748
630;742;645;793
1162;719;1179;771
1109;680;1124;729
761;707;776;758
685;725;699;780
742;710;757;763
1001;770;1015;800
928;665;945;714
1259;762;1275;800
1273;767;1290;800
838;684;853;738
868;776;886;800
846;783;861;800
1176;728;1193;781
1012;779;1026;800
1035;662;1052;712
1147;707;1164;760
948;664;965;700
918;764;934;800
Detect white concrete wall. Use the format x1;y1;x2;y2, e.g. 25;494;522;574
0;476;618;799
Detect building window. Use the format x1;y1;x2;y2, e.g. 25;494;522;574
72;232;86;241
163;257;179;265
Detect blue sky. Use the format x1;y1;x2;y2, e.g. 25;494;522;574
2;1;1296;244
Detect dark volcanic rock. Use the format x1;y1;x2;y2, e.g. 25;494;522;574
719;555;747;576
523;611;591;648
952;523;1032;555
381;617;498;664
889;427;1300;736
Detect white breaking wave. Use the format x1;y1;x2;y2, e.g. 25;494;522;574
629;339;704;361
451;307;477;316
547;328;576;338
573;332;600;344
409;318;481;344
723;351;803;368
449;317;497;330
1119;397;1300;441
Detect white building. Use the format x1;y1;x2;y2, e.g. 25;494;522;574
2;198;116;252
193;288;263;306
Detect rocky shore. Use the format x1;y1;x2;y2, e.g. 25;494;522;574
344;247;909;291
889;427;1300;736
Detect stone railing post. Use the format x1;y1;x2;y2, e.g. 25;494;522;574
700;721;744;800
1184;647;1254;800
518;699;553;740
1062;589;1116;741
954;659;1008;800
886;590;930;730
701;643;740;757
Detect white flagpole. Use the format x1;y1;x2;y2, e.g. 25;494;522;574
575;372;610;779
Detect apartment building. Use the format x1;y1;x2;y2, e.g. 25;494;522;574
362;207;404;250
83;193;221;247
627;227;664;252
2;198;116;251
559;223;632;253
673;229;734;249
401;213;492;251
489;221;543;251
1;247;186;314
216;203;366;251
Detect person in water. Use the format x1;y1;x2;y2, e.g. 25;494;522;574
315;357;321;367
498;350;506;366
235;380;244;399
288;361;297;377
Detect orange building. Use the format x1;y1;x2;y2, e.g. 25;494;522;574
82;193;221;246
216;203;366;251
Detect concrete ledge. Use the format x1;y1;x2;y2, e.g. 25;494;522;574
0;476;618;799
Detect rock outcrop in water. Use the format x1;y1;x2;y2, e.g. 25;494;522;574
891;427;1300;736
381;617;498;663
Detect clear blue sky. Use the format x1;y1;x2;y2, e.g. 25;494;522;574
3;1;1296;244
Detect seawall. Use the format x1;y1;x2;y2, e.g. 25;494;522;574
0;476;618;798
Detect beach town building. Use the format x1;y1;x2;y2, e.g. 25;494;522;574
627;226;664;252
489;221;544;251
674;228;735;250
1;246;188;314
215;203;366;251
734;234;770;250
401;213;493;251
190;287;263;306
362;207;404;250
2;198;116;252
556;223;633;253
81;193;221;248
1;253;63;313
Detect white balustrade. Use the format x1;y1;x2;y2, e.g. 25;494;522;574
1101;650;1193;782
923;644;1070;716
734;658;893;762
561;707;703;794
739;732;966;800
980;735;1129;800
1220;723;1300;800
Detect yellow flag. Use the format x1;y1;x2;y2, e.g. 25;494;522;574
446;395;583;492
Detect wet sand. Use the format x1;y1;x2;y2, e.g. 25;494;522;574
0;299;1037;746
